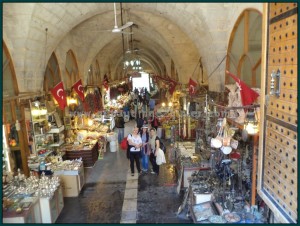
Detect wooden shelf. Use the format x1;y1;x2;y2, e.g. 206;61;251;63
8;146;21;151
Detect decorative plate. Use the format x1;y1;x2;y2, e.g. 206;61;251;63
208;215;227;223
224;212;241;223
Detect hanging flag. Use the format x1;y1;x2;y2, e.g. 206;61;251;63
168;78;178;95
189;78;198;95
72;79;85;102
51;81;67;110
226;70;259;106
103;74;109;90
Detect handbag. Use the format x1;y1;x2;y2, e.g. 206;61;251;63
157;137;166;153
120;136;128;150
156;148;166;165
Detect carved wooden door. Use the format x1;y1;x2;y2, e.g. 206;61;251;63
258;3;297;223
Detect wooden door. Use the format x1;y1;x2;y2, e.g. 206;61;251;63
258;3;297;223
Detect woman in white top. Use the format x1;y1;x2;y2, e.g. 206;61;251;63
127;126;143;176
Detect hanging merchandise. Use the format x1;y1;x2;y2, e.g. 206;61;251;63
84;86;102;113
210;118;234;154
103;74;109;90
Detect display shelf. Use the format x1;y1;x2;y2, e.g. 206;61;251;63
34;134;46;137
38;150;53;157
36;146;48;152
32;118;47;123
48;126;64;133
46;125;65;150
49;140;64;147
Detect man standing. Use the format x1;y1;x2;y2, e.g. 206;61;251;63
115;110;125;144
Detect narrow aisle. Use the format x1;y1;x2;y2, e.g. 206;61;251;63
56;140;129;223
136;141;193;223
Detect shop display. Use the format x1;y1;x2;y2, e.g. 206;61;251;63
174;93;266;223
62;142;99;167
83;86;102;113
2;171;63;223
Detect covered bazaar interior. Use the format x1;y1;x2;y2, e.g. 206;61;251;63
2;2;298;224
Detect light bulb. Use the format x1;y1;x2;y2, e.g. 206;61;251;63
88;119;93;127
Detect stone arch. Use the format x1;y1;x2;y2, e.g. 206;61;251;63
44;52;62;93
65;50;80;88
225;8;262;88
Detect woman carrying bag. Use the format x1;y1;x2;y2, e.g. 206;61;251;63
149;128;161;175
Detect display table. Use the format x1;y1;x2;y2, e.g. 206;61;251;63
62;142;99;167
182;164;210;188
39;185;64;223
3;197;41;223
54;163;85;197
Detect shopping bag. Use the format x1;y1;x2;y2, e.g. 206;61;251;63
120;137;128;150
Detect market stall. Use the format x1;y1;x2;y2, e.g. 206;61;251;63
61;142;99;168
2;172;63;223
175;88;265;223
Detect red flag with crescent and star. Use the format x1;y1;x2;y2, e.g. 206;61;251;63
167;77;178;95
226;70;259;106
189;78;198;95
72;79;85;102
103;74;109;90
51;81;67;110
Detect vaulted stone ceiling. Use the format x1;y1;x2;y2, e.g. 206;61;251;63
3;3;263;93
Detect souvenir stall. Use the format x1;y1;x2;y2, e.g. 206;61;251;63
2;76;122;222
176;80;266;223
3;171;63;223
103;82;131;112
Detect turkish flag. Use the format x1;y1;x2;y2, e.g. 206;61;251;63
189;78;198;95
103;74;109;90
226;70;259;106
51;81;67;110
168;78;178;95
72;79;85;102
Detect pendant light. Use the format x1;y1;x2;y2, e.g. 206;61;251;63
244;108;259;135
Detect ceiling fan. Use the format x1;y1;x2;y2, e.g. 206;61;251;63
110;3;133;34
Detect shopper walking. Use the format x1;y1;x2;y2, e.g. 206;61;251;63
127;127;143;176
149;128;161;175
139;125;150;173
115;110;125;144
136;115;144;132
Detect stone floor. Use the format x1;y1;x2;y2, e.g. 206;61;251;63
56;120;192;223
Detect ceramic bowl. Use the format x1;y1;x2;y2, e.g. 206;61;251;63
221;146;232;155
